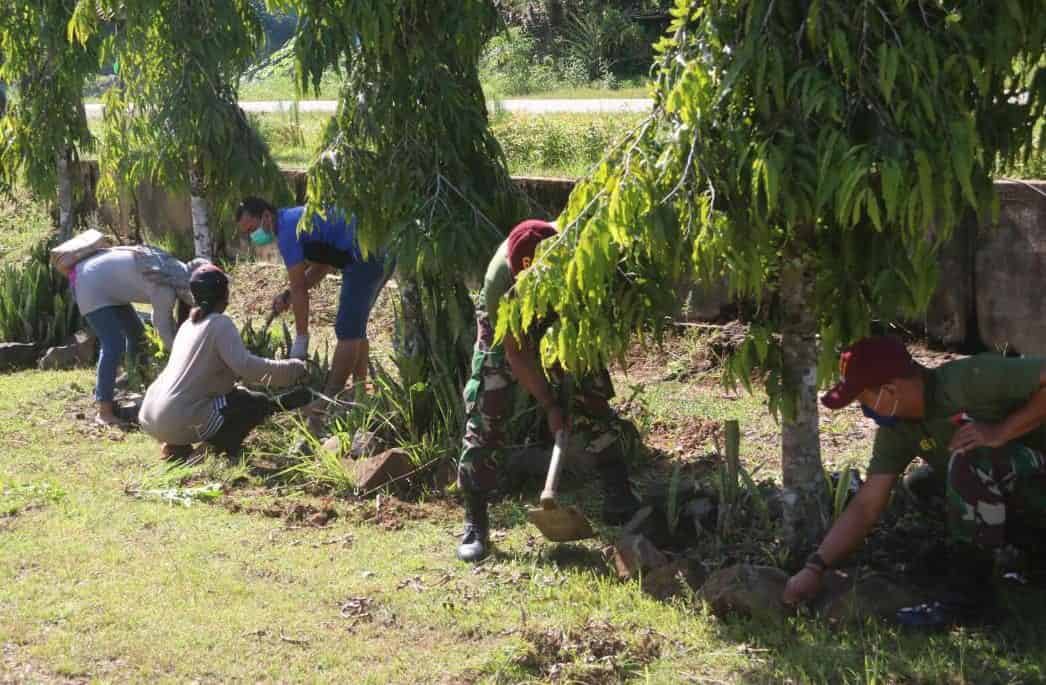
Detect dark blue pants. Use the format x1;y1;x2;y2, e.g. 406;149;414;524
83;305;145;402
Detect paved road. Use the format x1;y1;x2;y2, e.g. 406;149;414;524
83;98;653;119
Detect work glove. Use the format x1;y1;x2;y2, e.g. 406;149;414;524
290;334;309;360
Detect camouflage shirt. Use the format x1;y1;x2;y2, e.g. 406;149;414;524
479;239;513;334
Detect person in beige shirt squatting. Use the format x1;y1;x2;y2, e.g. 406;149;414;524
139;265;311;460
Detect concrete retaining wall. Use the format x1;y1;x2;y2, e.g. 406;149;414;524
70;162;1045;353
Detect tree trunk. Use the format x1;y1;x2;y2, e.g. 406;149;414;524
393;275;429;385
779;248;830;561
55;146;75;240
188;164;212;259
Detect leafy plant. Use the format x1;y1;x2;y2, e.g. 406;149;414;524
238;316;330;388
503;0;1046;556
70;0;292;259
665;462;683;536
0;0;100;239
0;244;80;347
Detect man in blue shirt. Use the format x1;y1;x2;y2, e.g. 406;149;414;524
236;197;389;426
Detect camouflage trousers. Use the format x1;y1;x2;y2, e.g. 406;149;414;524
948;443;1046;548
457;311;625;495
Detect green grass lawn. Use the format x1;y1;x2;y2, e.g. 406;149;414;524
4;348;1046;681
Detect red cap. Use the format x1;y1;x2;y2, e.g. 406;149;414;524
506;220;557;276
821;336;918;410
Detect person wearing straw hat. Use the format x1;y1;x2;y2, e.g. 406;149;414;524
60;245;204;426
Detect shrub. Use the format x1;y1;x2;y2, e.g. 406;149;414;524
0;239;80;347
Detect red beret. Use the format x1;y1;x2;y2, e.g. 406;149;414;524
506;220;557;276
822;336;919;409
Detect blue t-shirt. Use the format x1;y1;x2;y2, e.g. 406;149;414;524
275;206;361;270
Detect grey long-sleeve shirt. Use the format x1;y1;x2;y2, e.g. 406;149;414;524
139;313;306;445
74;248;180;348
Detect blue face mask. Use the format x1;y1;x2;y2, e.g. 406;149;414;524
249;226;274;247
861;403;899;427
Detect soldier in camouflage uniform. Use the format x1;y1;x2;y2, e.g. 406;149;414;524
456;220;640;562
782;336;1046;623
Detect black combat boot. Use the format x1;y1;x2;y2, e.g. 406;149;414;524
597;462;642;525
457;492;490;562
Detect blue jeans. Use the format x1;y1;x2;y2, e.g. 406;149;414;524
84;305;145;403
335;254;392;340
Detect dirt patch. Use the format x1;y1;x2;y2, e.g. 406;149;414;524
221;490;457;531
343;494;459;531
222;492;339;528
224;261;399;363
513;620;662;684
647;417;723;458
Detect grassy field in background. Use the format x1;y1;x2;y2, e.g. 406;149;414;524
85;110;644;177
247;110;643;177
234;66;649;103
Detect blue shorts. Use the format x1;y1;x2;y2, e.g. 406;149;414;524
335;253;391;340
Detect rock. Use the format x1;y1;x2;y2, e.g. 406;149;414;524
307;510;335;527
641;558;707;601
612;534;668;579
0;342;39;371
620;505;654;536
700;564;790;619
38;331;95;370
349;430;387;460
975;181;1046;355
813;571;922;624
322;435;345;457
352;448;414;492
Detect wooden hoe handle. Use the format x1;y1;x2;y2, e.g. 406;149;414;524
539;430;568;507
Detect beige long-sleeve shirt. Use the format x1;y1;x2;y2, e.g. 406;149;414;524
139;313;305;445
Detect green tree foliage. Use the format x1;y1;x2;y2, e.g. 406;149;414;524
0;1;99;238
273;0;528;419
69;0;290;258
502;0;1045;553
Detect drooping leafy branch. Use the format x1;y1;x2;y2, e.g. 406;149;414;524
69;0;290;258
0;1;99;237
502;0;1045;553
273;1;529;410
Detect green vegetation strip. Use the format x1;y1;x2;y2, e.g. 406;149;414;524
2;368;1046;682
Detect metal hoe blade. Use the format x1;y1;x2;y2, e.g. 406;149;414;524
526;430;595;542
526;501;595;542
